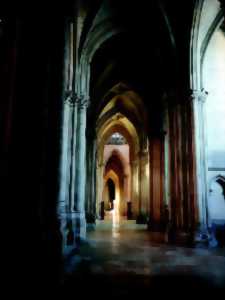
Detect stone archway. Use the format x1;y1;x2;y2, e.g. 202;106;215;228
94;101;150;224
190;0;225;240
96;116;141;222
58;0;204;248
103;171;121;219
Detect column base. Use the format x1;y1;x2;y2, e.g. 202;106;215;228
136;213;148;224
57;212;68;251
86;223;96;232
74;211;86;243
127;202;133;220
193;226;209;248
59;211;86;255
147;219;165;232
148;221;196;246
86;213;96;232
208;220;225;248
86;212;96;224
166;229;194;246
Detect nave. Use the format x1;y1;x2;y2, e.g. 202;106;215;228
63;223;225;296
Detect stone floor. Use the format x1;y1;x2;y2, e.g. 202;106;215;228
63;222;225;297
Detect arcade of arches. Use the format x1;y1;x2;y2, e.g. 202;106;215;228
58;0;225;250
1;0;225;292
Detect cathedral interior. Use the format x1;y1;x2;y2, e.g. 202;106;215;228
1;0;225;296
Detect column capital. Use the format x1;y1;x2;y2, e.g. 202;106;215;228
189;89;209;103
64;90;79;106
97;161;104;169
138;149;149;157
78;93;90;109
131;159;139;167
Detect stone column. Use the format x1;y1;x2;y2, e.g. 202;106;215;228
122;174;130;217
123;175;128;201
68;92;79;211
138;151;143;216
190;89;209;241
58;92;74;212
136;148;149;223
96;162;105;219
73;93;89;240
91;139;97;219
57;19;77;252
162;100;170;208
124;171;132;219
140;149;149;217
149;135;165;230
86;135;97;224
131;159;139;219
58;90;79;251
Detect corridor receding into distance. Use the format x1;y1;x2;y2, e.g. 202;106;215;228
57;0;225;293
1;0;225;294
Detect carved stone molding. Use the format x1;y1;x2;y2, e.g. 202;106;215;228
111;113;124;122
78;94;90;109
64;91;90;108
138;149;149;158
189;89;208;103
64;90;79;106
131;160;139;167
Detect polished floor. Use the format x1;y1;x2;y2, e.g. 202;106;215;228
63;221;225;296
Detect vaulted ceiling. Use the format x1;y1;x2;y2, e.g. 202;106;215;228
83;0;196;134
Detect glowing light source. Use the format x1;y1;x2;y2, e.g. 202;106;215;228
112;184;120;229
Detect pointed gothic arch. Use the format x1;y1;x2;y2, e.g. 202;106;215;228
190;0;225;237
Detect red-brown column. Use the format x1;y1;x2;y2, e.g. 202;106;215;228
149;134;165;230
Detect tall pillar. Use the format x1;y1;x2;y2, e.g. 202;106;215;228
167;98;187;233
131;159;139;219
135;147;150;223
163;119;170;207
58;20;73;210
96;162;105;219
124;171;132;218
90;139;97;219
73;93;89;240
140;149;150;216
58;92;76;212
123;175;129;207
86;135;97;224
58;91;79;251
69;93;79;211
190;89;209;241
149;134;165;230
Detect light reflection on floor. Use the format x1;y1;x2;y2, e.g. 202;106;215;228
64;226;225;295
